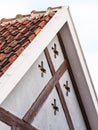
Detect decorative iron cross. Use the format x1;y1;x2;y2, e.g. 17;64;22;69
63;81;70;96
38;61;46;77
51;43;59;58
51;99;59;115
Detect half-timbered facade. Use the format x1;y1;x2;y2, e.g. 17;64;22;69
0;6;98;130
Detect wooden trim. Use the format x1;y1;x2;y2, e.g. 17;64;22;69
0;107;37;130
56;83;74;130
11;126;16;130
57;32;91;130
11;126;20;130
23;60;67;123
44;48;56;74
44;48;74;130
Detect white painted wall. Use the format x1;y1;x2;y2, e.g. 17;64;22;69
0;121;11;130
1;52;52;118
59;70;87;130
47;35;64;71
0;7;68;105
0;34;87;129
32;87;69;130
48;35;86;130
59;23;98;129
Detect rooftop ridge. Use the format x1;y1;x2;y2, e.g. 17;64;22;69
0;6;62;25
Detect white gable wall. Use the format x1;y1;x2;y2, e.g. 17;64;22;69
1;52;52;118
0;6;97;130
0;121;11;130
32;87;69;130
0;34;87;130
0;6;68;105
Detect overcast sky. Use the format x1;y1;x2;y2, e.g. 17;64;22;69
0;0;98;96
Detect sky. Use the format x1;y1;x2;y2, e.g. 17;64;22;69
0;1;98;96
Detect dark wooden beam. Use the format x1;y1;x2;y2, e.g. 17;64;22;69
44;48;75;130
55;83;74;130
11;126;21;130
0;107;37;130
23;60;67;123
57;32;91;130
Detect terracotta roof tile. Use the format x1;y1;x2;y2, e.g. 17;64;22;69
22;40;30;48
15;46;24;56
2;62;11;73
0;7;60;77
0;42;5;50
8;55;17;63
28;34;35;42
0;53;6;61
34;27;41;35
38;21;46;28
8;40;17;47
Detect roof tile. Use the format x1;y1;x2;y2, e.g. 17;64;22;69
0;7;57;77
0;53;6;61
2;62;11;73
22;40;30;48
0;42;5;50
34;27;41;35
28;34;35;42
15;46;24;56
8;40;18;47
38;21;46;28
9;54;17;63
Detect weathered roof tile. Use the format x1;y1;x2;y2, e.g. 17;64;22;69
22;40;30;48
34;27;41;35
0;53;6;61
28;34;35;42
8;54;17;63
0;7;59;77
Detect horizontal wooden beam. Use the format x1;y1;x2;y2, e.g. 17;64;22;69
23;60;67;123
0;107;37;130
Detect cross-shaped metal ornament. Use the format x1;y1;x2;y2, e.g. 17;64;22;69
51;99;59;115
38;61;46;77
63;81;70;96
51;43;59;58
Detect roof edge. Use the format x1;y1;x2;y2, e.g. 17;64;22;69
0;6;68;104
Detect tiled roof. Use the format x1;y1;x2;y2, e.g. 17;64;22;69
0;6;62;77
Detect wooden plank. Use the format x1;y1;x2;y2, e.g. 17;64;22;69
57;32;91;130
44;48;75;130
0;107;37;130
23;60;67;123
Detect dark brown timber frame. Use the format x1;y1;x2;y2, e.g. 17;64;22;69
0;60;68;130
44;48;75;130
57;32;91;130
0;108;37;130
23;60;67;123
0;32;91;130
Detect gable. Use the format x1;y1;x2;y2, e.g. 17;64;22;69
0;6;98;130
0;6;67;104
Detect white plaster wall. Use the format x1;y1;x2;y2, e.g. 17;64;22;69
1;52;52;118
47;35;64;71
59;70;87;130
32;87;69;130
0;121;11;130
59;23;98;130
